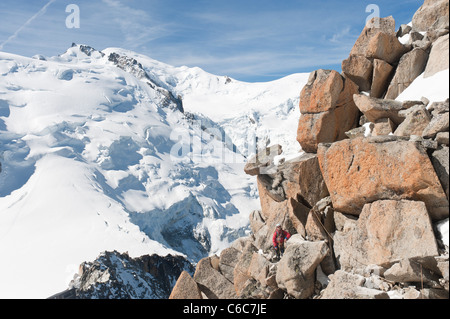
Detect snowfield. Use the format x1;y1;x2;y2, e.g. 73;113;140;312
0;45;308;299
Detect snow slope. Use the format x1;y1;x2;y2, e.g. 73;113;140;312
0;45;308;298
102;48;309;157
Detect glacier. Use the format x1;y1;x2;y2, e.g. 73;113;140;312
0;44;309;298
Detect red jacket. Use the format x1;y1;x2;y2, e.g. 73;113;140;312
273;229;291;248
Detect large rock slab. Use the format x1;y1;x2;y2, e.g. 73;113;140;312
320;270;389;299
342;55;373;92
333;200;439;270
385;48;429;100
193;256;237;299
278;152;329;207
219;247;242;283
353;94;406;125
384;259;441;284
366;31;408;64
233;241;258;297
297;71;359;153
422;111;450;139
394;104;431;137
412;0;449;32
276;235;329;299
317;136;449;220
299;69;344;114
430;146;449;199
169;271;203;299
424;34;449;78
370;59;394;98
350;16;396;57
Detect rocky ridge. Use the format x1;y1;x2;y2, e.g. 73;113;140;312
49;251;194;299
169;0;449;299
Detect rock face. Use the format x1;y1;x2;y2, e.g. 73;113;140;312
424;34;449;78
342;55;373;92
297;70;359;153
353;94;406;125
193;256;237;299
169;271;202;299
334;200;439;270
371;59;394;98
317;137;449;220
385;48;429;100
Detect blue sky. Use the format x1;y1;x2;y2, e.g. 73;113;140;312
0;0;423;82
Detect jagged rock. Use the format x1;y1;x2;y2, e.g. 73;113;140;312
372;118;396;136
366;31;408;64
249;210;265;235
333;211;358;232
424;26;449;44
436;132;449;146
430;146;449;199
435;256;449;290
257;175;288;221
257;173;285;203
404;287;449;299
234;241;258;297
409;135;439;150
219;247;241;283
287;197;309;238
412;0;449;32
412;38;433;50
350;16;396;57
422;99;450;138
299;69;345;113
248;252;271;286
318;136;449;220
49;251;194;299
297;71;359;153
320;270;389;299
384;259;441;284
278;152;329;207
276;235;329;299
385;48;429;100
394;104;431;136
305;197;335;242
342;55;373;92
429;99;450;115
370;59;394;98
409;30;426;43
169;271;202;299
108;52;184;112
397;24;413;38
193;256;236;299
422;111;449;139
345;126;369;139
333;200;439;271
353;94;406;125
244;145;282;176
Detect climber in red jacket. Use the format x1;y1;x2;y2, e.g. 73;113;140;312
273;224;291;259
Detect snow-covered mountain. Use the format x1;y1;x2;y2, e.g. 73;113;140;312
0;44;309;299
